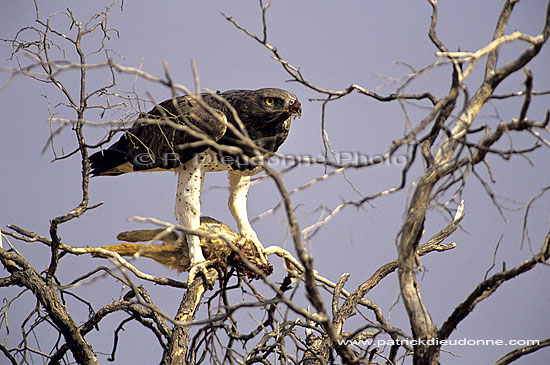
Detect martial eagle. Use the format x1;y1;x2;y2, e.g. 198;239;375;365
89;88;301;279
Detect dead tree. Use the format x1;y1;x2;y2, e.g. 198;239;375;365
1;1;549;364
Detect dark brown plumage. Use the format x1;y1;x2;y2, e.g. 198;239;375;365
89;88;301;175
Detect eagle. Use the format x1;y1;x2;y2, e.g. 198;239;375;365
89;88;301;280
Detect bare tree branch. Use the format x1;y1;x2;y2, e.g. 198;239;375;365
495;337;550;365
438;229;549;341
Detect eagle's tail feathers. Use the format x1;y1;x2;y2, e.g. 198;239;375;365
89;148;131;176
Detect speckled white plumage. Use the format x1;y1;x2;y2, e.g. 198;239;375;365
175;156;206;266
175;150;267;271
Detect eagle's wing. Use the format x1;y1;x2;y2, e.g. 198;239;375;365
90;94;227;176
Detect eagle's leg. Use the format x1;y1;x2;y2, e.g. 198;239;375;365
175;157;208;284
228;171;268;265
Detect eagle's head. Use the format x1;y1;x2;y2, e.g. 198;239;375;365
254;88;302;119
224;88;302;125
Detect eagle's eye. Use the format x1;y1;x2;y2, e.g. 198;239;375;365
264;97;275;106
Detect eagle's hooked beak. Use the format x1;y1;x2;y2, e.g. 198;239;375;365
288;99;302;118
